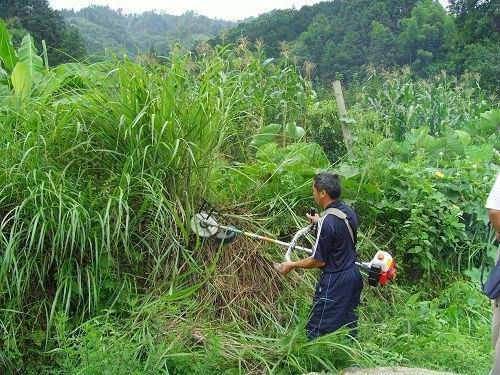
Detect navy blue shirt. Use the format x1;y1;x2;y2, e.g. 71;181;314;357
312;200;358;273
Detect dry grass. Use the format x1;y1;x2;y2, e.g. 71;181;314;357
197;237;285;324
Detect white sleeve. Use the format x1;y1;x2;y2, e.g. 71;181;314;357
486;173;500;210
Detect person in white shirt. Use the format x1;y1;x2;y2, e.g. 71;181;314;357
488;173;500;241
486;172;500;375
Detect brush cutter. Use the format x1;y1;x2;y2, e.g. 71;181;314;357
190;200;396;287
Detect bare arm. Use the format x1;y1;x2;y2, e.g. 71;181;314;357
278;256;325;275
489;209;500;241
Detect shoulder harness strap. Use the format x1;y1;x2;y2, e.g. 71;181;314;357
320;207;355;244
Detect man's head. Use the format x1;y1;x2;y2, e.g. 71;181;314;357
312;172;341;208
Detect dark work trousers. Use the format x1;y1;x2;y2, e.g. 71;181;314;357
306;266;363;340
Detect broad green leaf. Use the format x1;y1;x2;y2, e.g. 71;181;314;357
18;34;44;86
335;163;360;179
406;126;431;148
285;122;297;138
282;142;329;169
297;91;305;106
454;129;471;146
256;142;279;161
479;109;500;133
294;126;305;139
425;136;446;154
35;69;63;97
464;267;482;285
36;65;71;97
0;19;18;72
465;143;494;163
488;244;498;262
11;62;32;99
285;122;305;140
446;135;465;156
250;123;281;148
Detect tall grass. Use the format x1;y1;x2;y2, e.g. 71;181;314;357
22;278;490;374
0;44;313;369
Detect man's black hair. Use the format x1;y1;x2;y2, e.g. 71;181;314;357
313;172;341;199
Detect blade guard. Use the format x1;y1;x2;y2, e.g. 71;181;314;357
190;211;219;237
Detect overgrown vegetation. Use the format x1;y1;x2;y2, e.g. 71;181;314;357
0;15;499;375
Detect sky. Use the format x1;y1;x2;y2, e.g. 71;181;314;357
50;0;450;21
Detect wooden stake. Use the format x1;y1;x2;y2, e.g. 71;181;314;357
332;80;354;157
42;40;49;73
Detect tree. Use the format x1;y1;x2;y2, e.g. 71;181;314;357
449;0;499;92
0;0;86;64
368;21;397;67
60;5;234;59
59;24;86;62
449;0;499;44
4;17;28;46
398;0;456;74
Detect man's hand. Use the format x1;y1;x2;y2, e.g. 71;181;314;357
275;257;325;275
275;261;295;275
306;212;320;224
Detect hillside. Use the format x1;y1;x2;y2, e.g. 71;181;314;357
60;6;236;57
0;1;499;373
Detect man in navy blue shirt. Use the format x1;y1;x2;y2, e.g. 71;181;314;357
279;172;363;340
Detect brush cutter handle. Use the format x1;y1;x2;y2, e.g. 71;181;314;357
285;225;314;261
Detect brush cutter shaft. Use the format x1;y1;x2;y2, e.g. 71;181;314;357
202;220;313;253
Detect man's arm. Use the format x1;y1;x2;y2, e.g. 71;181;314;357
489;209;500;241
278;257;325;275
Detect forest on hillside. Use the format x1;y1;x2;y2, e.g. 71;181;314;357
2;0;498;91
60;6;236;58
0;1;235;63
